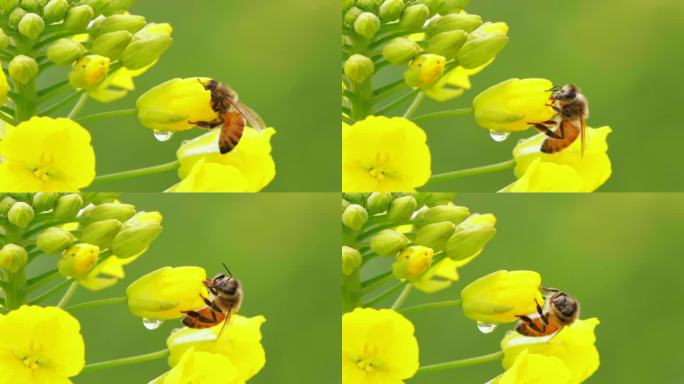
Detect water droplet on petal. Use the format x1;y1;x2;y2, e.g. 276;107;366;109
489;130;510;142
153;130;173;142
477;321;497;334
143;318;163;330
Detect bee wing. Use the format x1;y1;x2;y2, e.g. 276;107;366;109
580;112;586;158
215;308;234;342
229;101;267;131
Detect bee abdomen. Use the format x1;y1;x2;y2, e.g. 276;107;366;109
219;112;246;154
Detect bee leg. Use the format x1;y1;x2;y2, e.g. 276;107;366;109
182;310;200;317
200;294;223;313
189;118;224;129
516;315;543;333
535;301;549;325
530;123;564;139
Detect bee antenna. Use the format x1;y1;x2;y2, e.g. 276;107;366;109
222;263;233;279
546;84;561;92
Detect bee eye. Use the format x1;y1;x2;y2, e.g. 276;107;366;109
565;91;576;99
223;288;237;295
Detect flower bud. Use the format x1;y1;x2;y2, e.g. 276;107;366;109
354;12;380;40
9;55;39;85
342;193;368;206
43;0;69;23
442;0;470;12
0;0;19;13
429;13;482;34
445;213;496;260
32;192;58;212
426;30;467;59
90;30;132;60
421;205;470;226
80;0;110;14
36;227;75;255
342;0;355;10
0;244;28;273
0;29;9;49
342;204;368;231
82;202;136;223
457;22;509;69
366;192;393;214
399;4;429;31
460;270;543;323
0;195;16;215
110;216;162;258
20;0;41;12
58;243;99;278
47;38;87;66
68;55;111;90
53;193;83;220
101;0;136;14
8;201;34;228
382;37;421;65
404;54;446;89
8;7;27;29
387;195;417;222
370;229;408;256
344;54;374;84
379;0;404;22
96;14;146;34
342;198;351;212
355;0;377;12
80;219;122;249
343;6;363;27
18;13;44;40
64;5;94;31
414;221;455;250
415;0;445;15
122;23;173;70
392;246;433;280
342;246;362;276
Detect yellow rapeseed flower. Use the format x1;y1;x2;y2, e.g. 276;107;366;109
58;243;99;279
126;266;207;320
461;270;543;324
0;117;95;192
501;318;600;383
342;117;431;192
489;350;571;384
404;54;446;89
176;127;276;192
170;159;249;193
342;308;419;384
68;55;111;90
89;61;156;103
167;314;266;383
503;127;612;192
0;62;8;106
392;245;433;280
473;78;556;133
0;306;85;383
151;348;239;384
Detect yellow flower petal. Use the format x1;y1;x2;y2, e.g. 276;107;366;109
171;159;248;193
501;159;584;192
490;350;571;384
151;348;239;384
89;61;156;103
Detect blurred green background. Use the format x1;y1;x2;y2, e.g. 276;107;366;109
374;0;684;191
41;0;340;191
27;193;339;383
363;193;684;383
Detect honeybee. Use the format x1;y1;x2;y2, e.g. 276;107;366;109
515;288;579;337
189;79;267;154
182;264;243;337
528;84;589;156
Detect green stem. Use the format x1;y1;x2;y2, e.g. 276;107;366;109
67;93;89;119
57;281;78;308
26;269;61;293
350;79;373;121
390;284;412;311
38;91;84;116
29;278;72;305
374;89;419;116
76;108;137;123
412;107;474;123
402;92;425;119
5;267;27;310
400;299;461;314
91;161;180;186
415;351;504;375
15;80;37;122
362;280;407;307
428;159;515;185
66;297;126;312
81;349;170;374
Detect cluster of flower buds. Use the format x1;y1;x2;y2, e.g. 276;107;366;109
0;192;162;293
342;0;508;89
0;0;172;89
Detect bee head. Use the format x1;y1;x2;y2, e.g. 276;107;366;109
199;79;219;91
549;292;579;324
554;84;580;103
203;263;240;297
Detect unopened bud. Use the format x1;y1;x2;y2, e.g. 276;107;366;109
446;213;497;260
344;54;374;84
429;13;482;34
53;194;83;220
414;221;456;250
102;0;136;15
68;55;110;89
354;12;380;40
382;37;421;65
342;204;368;231
426;30;467;59
80;219;122;249
0;244;28;273
43;0;69;23
0;196;16;215
36;227;75;255
343;6;363;27
343;193;369;206
457;24;509;69
421;205;470;226
379;0;404;22
96;14;146;34
366;192;393;214
80;0;109;13
8;55;39;85
393;246;433;280
399;4;429;31
0;0;19;13
8;201;34;228
20;0;41;12
355;0;377;12
32;192;59;212
0;29;9;49
404;54;446;89
415;0;445;15
64;5;94;32
387;195;417;222
442;0;470;13
90;30;132;60
18;13;44;39
370;229;408;256
59;243;99;277
8;8;27;29
47;38;87;66
110;219;162;258
342;246;362;276
122;30;172;70
82;202;135;223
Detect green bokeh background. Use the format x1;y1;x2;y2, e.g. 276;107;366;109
42;0;340;191
373;0;684;192
361;193;683;383
27;193;339;383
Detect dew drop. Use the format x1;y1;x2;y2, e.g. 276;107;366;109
142;318;163;330
489;130;510;142
153;130;173;142
477;321;497;334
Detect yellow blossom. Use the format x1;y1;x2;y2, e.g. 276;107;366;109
89;61;156;103
0;306;85;383
58;243;99;278
126;266;207;320
167;314;266;383
342;308;419;384
473;78;555;133
68;55;111;90
503;127;612;192
0;117;95;192
392;245;433;280
501;318;601;383
170;159;248;193
404;54;446;89
176;127;276;192
0;62;8;106
489;350;571;384
425;63;488;101
151;348;239;384
461;270;543;324
342;117;431;192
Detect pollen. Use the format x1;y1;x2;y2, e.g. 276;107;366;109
33;168;51;182
369;167;387;181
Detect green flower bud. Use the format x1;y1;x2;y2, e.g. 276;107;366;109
110;220;162;258
342;0;355;11
53;194;83;220
342;204;368;231
442;0;470;13
32;192;59;212
82;202;136;223
446;214;497;260
343;6;363;27
8;202;34;228
387;195;417;222
101;0;136;15
420;192;457;207
421;205;470;226
43;0;70;23
355;0;377;12
90;30;132;60
0;244;28;273
399;4;429;31
68;54;111;89
9;7;27;29
342;198;351;212
20;0;41;13
426;30;467;59
344;54;374;84
36;227;75;255
457;26;509;69
404;53;446;89
379;0;404;22
64;5;94;32
0;0;19;13
121;29;173;70
343;193;369;206
370;229;408;256
0;29;9;49
354;12;380;40
59;243;99;278
393;245;433;280
96;14;146;34
18;12;44;39
414;222;455;250
0;196;17;215
80;219;122;249
429;13;482;34
9;193;30;202
415;0;445;15
342;246;362;276
47;38;87;66
382;37;421;65
80;0;109;13
366;192;393;214
8;55;39;85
